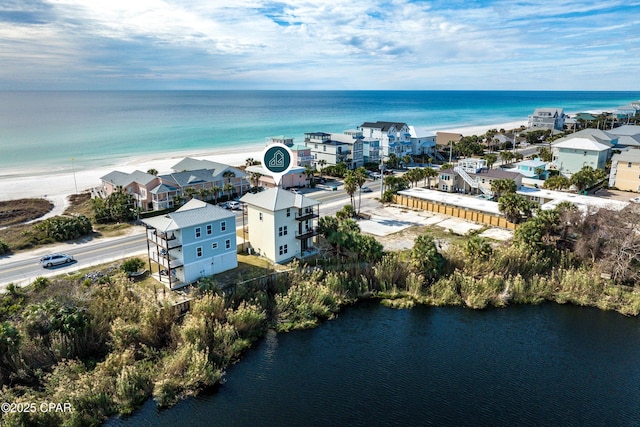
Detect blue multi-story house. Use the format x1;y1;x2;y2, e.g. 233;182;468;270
142;198;237;289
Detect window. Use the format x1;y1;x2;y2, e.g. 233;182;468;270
323;145;326;152
206;224;212;235
286;208;291;217
259;212;263;221
212;242;218;249
225;239;231;249
283;225;288;235
195;227;201;238
279;226;287;236
221;221;226;232
279;244;288;255
629;162;633;168
196;247;202;257
314;144;318;149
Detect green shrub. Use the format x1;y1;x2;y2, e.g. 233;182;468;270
121;258;145;273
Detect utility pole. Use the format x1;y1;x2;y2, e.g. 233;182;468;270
71;157;78;194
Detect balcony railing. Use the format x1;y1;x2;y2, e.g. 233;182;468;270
295;211;319;221
296;227;318;240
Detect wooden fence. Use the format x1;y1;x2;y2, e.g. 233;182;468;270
392;194;516;230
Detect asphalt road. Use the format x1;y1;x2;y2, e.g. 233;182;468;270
0;179;382;289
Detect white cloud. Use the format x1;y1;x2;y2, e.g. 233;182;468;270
0;0;639;89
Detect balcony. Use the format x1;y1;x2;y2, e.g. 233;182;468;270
296;211;319;221
296;227;318;240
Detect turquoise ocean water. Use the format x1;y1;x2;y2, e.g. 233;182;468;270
1;90;639;176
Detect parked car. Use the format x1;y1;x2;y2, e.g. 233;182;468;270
630;197;640;204
40;253;74;268
370;172;382;180
227;201;242;210
361;186;372;193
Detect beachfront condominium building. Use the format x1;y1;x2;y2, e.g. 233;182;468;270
240;187;320;263
99;170;161;211
100;157;249;211
551;129;615;176
141;198;238;289
358;121;412;159
527;108;567;131
609;150;640;192
304;131;364;170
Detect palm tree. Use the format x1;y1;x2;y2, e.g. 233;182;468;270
249;172;262;187
304;164;315;186
343;170;358;211
211;185;222;203
422;167;438;188
184;187;197;200
147;168;158;176
354;167;368;214
491;179;517;199
223;182;235;200
245;158;256;167
317;159;327;178
483;153;498;169
537;147;553;162
498;193;534;224
401;154;412;169
500;151;514;165
198;187;211;201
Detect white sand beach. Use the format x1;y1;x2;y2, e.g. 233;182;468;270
0;119;528;208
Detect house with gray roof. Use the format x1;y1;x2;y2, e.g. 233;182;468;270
142;198;237;288
528;108;567;131
438;158;522;196
99;170;160;211
240;187;320;263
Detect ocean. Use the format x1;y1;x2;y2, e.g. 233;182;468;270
1;90;639;177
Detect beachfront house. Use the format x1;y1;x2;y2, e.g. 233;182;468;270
240;187;320;263
142;198;238;289
304;132;364;170
609;150;640;192
527;108;567;131
551;129;615;176
438;158;522;196
408;126;438;159
358;121;412;158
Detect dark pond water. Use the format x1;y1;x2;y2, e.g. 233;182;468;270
107;302;640;426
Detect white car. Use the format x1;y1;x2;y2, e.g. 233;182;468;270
630;197;640;204
227;201;242;210
40;253;74;268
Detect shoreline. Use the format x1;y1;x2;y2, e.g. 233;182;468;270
0;119;528;203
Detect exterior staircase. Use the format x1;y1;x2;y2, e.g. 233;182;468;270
453;166;493;196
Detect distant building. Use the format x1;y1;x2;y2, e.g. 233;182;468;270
528;108;567;131
609;150;640;192
100;170;161;211
142;199;238;289
408;126;437;158
358;121;412;158
240;187;320;263
304;131;364;170
608;125;640;149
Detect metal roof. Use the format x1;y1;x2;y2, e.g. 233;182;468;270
142;199;235;232
240;187;320;211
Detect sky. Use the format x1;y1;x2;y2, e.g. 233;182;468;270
1;0;639;90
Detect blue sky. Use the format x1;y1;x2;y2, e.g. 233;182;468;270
1;0;639;90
